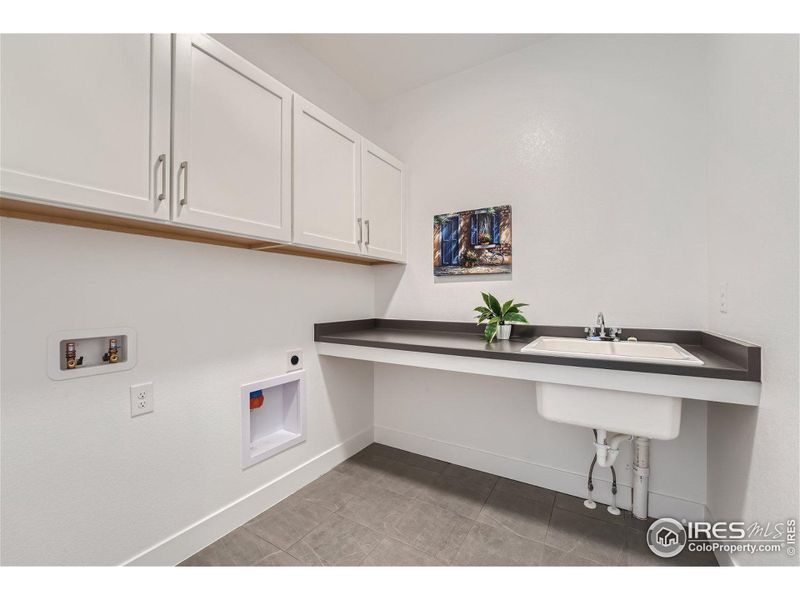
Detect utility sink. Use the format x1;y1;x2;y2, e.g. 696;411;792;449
536;382;682;439
521;336;703;366
524;337;692;439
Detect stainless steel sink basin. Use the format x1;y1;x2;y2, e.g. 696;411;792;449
520;336;703;366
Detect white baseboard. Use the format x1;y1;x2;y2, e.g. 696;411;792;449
704;505;736;566
374;425;706;522
124;426;374;566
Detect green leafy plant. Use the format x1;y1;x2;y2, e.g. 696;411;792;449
464;249;479;267
474;292;529;342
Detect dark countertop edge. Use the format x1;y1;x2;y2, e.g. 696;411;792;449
314;319;761;383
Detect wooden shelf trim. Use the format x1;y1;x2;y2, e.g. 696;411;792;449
0;197;388;266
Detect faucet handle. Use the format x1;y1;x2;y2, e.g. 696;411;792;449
609;327;623;339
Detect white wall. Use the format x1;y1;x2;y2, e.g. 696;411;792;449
375;35;709;328
0;35;384;566
705;35;799;566
0;219;375;565
372;35;711;517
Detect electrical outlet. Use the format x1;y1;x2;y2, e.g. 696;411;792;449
130;382;154;417
286;349;303;372
719;282;728;314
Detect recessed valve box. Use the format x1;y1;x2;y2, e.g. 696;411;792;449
47;327;136;380
241;370;306;469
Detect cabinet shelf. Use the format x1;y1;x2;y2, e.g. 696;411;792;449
0;197;390;266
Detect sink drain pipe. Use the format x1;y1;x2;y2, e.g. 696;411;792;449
585;429;632;516
631;437;650;520
584;431;650;519
594;429;632;468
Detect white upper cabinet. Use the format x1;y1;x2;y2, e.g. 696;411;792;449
361;141;405;262
292;96;362;255
1;34;405;263
0;34;171;220
172;35;292;241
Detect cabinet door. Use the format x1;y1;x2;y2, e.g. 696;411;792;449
361;141;405;262
172;35;292;241
293;96;362;255
0;34;171;220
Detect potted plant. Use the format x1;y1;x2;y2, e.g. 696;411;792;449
474;292;529;342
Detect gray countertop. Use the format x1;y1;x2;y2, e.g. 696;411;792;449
314;319;761;382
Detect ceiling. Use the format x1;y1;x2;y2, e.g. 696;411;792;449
293;34;550;102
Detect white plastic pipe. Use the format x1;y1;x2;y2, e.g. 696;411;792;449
594;430;632;468
594;429;609;465
632;436;650;520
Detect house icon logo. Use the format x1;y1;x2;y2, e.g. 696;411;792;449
647;518;687;558
657;527;678;546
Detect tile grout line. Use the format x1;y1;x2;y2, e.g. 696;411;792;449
184;446;715;567
336;453;478;566
481;476;500;511
344;452;556;565
336;511;440;567
284;509;345;564
472;488;559;565
336;489;450;565
450;520;480;566
543;494;556;547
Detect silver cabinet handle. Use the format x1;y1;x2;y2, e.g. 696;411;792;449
357;217;363;244
179;161;188;206
365;219;370;246
157;154;166;202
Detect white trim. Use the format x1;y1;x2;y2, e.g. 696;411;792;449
374;425;707;522
317;342;760;406
123;425;374;566
704;505;737;566
0;170;165;218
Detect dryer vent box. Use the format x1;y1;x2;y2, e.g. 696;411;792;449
241;370;306;468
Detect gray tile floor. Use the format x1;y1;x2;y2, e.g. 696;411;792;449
180;444;718;567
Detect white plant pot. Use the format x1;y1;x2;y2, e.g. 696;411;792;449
497;324;512;340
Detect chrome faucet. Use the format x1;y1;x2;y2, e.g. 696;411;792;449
596;312;606;338
585;312;622;341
